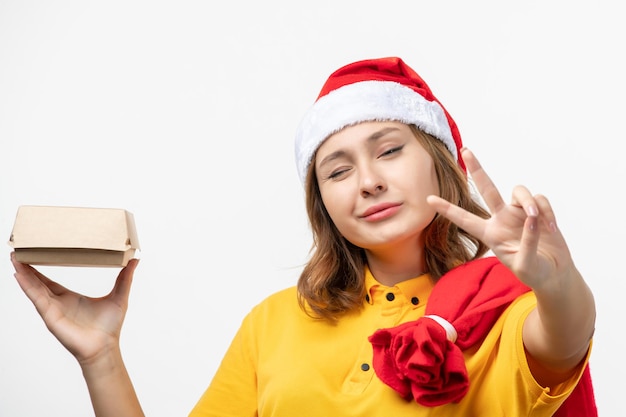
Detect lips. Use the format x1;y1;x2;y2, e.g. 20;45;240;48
360;202;402;221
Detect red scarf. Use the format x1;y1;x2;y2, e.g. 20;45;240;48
368;256;597;415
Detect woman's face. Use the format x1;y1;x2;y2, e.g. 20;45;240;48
315;121;440;252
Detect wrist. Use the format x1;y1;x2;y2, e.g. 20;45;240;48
79;343;125;380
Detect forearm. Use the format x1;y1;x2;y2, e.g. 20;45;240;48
80;346;145;417
525;265;596;368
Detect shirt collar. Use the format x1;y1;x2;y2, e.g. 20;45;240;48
364;264;434;307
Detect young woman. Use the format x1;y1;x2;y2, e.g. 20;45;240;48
11;57;597;416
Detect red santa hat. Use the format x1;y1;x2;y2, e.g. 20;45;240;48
294;57;464;184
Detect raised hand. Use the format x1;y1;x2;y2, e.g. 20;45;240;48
11;252;139;365
427;148;594;377
427;147;574;290
11;253;146;416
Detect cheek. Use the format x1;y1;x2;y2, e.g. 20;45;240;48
320;186;352;228
320;190;340;220
399;162;439;197
417;162;440;196
429;169;440;196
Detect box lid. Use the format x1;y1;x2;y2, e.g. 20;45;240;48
8;205;140;251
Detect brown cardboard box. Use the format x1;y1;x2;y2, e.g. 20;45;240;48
8;205;140;267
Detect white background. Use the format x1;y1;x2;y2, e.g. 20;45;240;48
1;1;623;416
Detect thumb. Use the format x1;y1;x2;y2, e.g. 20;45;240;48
110;258;140;306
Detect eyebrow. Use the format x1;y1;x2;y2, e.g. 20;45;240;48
317;126;401;169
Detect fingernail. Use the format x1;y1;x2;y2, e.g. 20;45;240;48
528;216;537;231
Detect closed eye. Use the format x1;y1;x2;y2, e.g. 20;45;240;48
328;167;351;180
379;145;404;158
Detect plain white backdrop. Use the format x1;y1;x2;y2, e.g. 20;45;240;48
1;1;623;416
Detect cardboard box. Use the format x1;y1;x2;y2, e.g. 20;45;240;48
8;205;140;267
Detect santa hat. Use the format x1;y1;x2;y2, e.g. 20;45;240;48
294;57;464;184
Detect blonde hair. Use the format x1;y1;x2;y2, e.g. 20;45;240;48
297;126;490;322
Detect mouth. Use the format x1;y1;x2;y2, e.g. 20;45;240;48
360;202;402;221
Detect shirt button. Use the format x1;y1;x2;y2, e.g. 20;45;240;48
361;363;370;371
386;293;395;301
411;296;420;305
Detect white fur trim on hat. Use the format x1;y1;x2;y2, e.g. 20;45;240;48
294;80;457;184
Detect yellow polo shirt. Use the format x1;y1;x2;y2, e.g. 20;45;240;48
189;268;589;416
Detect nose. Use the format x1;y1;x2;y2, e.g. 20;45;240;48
359;165;386;198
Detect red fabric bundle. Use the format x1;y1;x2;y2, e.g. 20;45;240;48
368;256;597;415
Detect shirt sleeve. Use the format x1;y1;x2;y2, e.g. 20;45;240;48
188;310;259;417
496;292;593;415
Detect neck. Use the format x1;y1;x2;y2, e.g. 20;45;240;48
365;240;426;286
